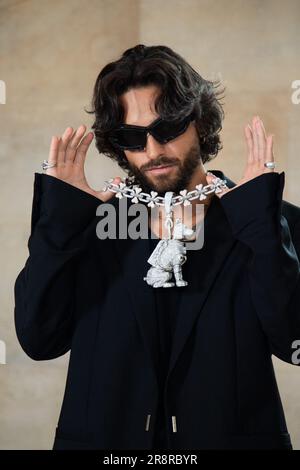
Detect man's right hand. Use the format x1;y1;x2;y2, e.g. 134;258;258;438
46;125;122;202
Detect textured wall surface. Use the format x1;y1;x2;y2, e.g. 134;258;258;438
0;0;299;449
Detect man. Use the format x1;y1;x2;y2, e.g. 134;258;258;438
14;44;300;450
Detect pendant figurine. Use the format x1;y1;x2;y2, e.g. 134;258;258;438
143;192;194;288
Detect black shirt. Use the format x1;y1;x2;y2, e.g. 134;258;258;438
148;234;182;449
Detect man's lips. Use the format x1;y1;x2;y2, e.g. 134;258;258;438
145;164;177;175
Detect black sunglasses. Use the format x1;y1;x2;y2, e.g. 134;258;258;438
108;112;195;152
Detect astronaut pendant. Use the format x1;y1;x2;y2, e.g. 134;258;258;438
143;192;195;288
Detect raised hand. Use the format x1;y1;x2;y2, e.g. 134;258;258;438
46;124;121;202
206;115;276;198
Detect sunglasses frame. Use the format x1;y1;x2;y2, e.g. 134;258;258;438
108;112;195;151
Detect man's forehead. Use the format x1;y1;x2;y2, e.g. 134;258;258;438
119;86;160;126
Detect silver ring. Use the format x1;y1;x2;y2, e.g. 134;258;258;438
264;161;275;169
42;160;57;171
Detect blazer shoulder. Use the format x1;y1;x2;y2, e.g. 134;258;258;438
210;169;300;228
282;199;300;230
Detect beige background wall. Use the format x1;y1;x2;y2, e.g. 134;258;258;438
0;0;299;449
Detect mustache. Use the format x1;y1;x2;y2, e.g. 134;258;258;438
141;158;180;171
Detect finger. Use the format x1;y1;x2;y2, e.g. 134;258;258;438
65;124;87;164
252;115;259;163
244;124;254;164
256;117;266;166
73;132;94;167
48;135;60;163
57;127;74;165
259;119;270;171
265;134;275;173
46;136;60;175
259;118;267;139
97;176;123;202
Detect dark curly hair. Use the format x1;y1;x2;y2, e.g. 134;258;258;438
85;44;225;176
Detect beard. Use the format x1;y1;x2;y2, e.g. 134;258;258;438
125;142;201;196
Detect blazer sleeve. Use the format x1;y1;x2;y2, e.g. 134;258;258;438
219;171;300;365
14;173;104;361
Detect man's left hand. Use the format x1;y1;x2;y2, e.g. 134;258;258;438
206;115;276;198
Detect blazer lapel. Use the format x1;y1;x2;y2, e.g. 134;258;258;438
112;170;237;386
112;199;159;386
167;170;237;379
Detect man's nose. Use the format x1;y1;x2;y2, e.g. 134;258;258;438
144;132;165;160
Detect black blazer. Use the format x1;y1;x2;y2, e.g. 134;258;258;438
14;170;300;450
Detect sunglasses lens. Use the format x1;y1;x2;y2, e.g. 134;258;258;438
109;114;193;150
109;129;145;150
152;117;190;143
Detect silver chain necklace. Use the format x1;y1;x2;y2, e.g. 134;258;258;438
102;175;227;208
102;175;228;288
